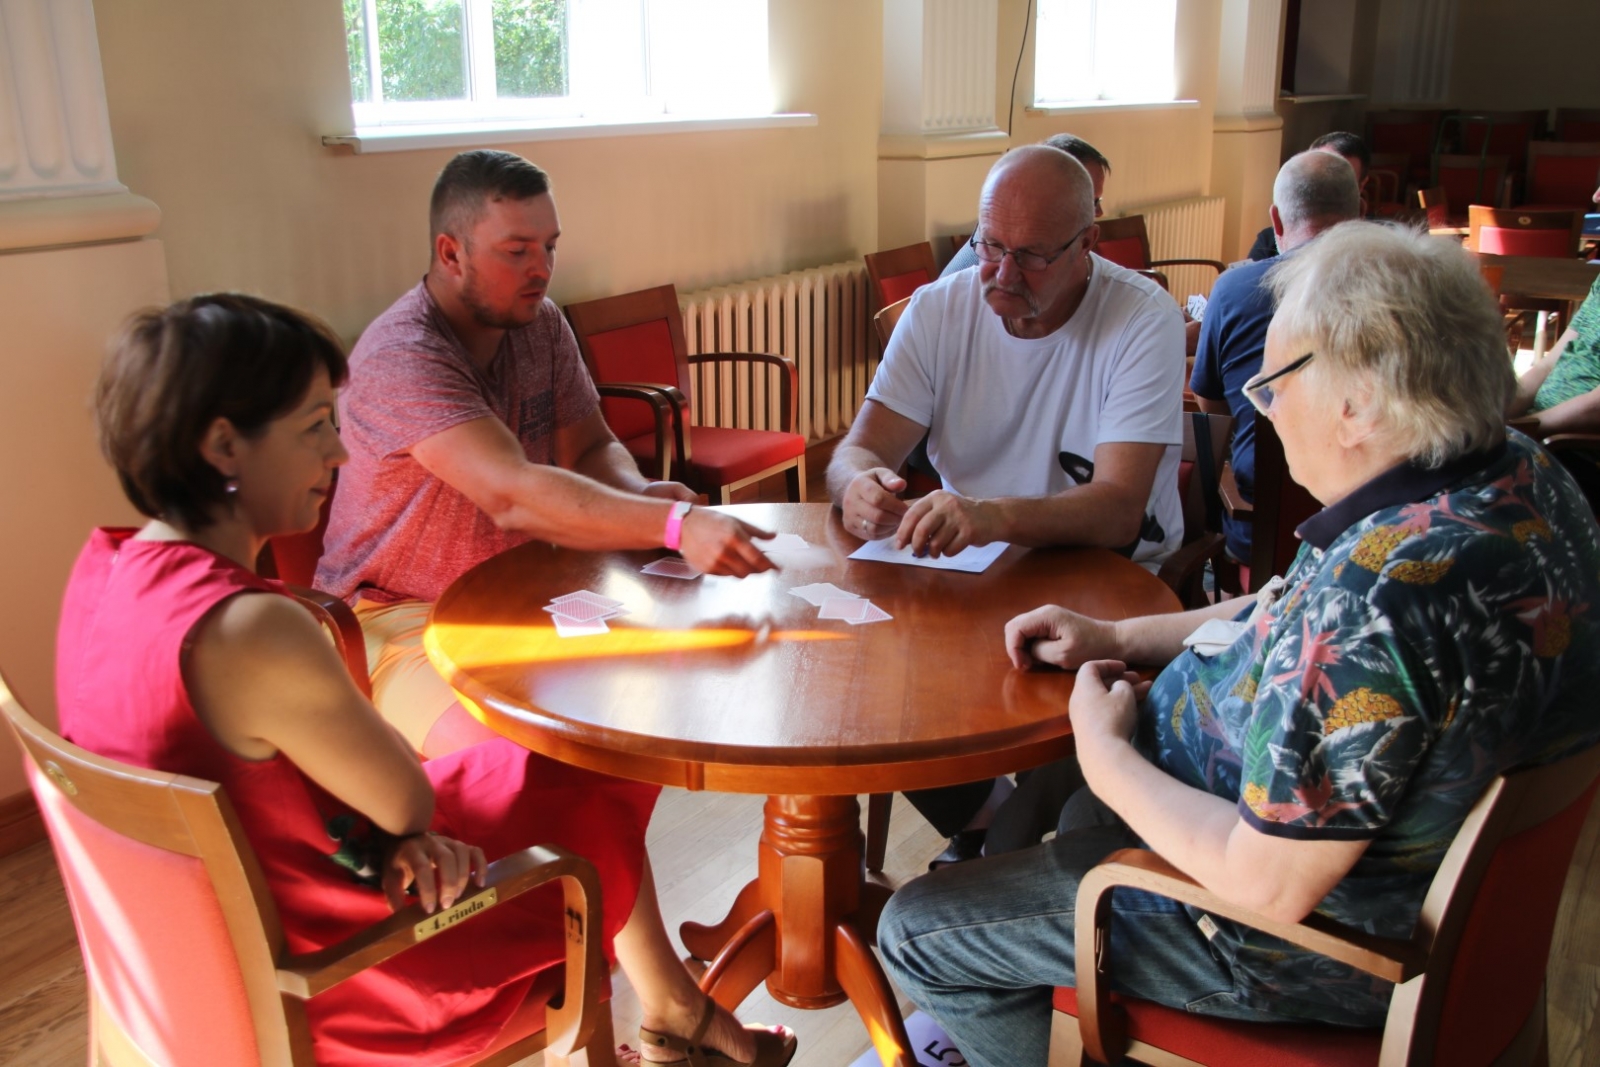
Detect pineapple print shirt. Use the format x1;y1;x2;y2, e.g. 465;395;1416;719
1138;430;1600;1025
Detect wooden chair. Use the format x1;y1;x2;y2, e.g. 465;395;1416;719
864;242;939;309
0;671;614;1067
1555;108;1600;143
1222;414;1319;594
1365;111;1442;185
564;284;806;504
1094;216;1226;284
1048;740;1600;1067
1365;153;1413;216
1524;141;1600;209
874;295;912;352
1466;206;1582;259
949;233;972;259
1433;153;1512;214
1416;186;1452;229
1156;411;1235;610
1459;110;1545;177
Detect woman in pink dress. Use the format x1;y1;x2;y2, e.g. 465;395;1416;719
58;293;795;1067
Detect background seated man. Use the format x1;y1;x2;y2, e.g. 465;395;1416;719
878;222;1600;1067
1191;150;1361;562
317;150;775;756
827;144;1184;866
1245;131;1369;262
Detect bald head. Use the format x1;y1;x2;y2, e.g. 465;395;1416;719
979;145;1095;236
1273;150;1361;238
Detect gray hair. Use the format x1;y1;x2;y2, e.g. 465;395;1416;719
1265;222;1514;468
1273;150;1361;231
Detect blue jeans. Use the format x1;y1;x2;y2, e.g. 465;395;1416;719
877;792;1287;1067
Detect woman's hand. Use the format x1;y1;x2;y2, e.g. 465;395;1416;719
1004;605;1118;670
384;832;487;914
1068;660;1151;769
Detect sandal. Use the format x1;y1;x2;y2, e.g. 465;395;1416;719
638;997;798;1067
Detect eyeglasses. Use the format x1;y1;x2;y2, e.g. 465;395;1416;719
1242;351;1315;414
970;224;1092;271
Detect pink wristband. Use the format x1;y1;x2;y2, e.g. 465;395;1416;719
663;500;693;551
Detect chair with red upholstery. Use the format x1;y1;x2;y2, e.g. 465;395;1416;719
1555;108;1600;143
1433;153;1512;215
1416;186;1452;229
1366;111;1442;185
1466;205;1582;258
564;284;806;504
1365;153;1413;218
1524;141;1600;209
1219;414;1319;595
0;671;614;1067
1093;215;1224;290
865;242;940;309
1048;740;1600;1067
1459;110;1545;178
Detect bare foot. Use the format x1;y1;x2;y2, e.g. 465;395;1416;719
639;995;788;1064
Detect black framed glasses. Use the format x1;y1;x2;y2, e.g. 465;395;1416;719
1243;352;1315;415
969;223;1092;271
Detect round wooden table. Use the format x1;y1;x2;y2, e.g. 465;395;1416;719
425;503;1180;1066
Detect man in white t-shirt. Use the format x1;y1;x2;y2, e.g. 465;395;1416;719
826;144;1185;863
829;145;1184;567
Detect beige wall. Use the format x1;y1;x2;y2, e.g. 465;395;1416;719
92;0;883;342
0;238;168;799
1451;0;1600;111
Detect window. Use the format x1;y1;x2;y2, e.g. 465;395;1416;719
343;0;773;127
1032;0;1177;107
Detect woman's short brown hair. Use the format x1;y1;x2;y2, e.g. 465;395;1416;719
97;293;349;529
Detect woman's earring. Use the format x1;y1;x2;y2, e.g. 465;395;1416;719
224;477;240;495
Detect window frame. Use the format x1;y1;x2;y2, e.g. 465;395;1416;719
1030;0;1181;110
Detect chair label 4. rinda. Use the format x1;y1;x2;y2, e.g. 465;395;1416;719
414;888;498;942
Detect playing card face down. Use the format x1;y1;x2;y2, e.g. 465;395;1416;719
818;596;871;622
641;558;703;579
551;614;610;637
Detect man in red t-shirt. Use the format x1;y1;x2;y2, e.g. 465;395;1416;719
318;150;775;752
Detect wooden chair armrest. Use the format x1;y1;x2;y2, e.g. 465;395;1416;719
277;844;604;1057
1541;432;1600;451
1075;848;1427;1065
1149;257;1228;276
684;351;799;433
1219;462;1252;520
1156;533;1224;611
595;382;691;478
284;586;372;698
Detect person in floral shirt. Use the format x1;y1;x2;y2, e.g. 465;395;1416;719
877;222;1600;1067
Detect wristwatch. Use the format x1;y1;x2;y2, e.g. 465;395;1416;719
663;500;693;551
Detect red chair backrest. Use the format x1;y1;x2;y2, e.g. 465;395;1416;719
261;474;336;586
1095;236;1148;271
1477;225;1574;258
24;756;264;1065
1436;154;1508;212
1461;115;1540;172
1367;113;1438;158
879;269;932;306
1527;145;1600;207
583;319;682;441
1431;774;1600;1063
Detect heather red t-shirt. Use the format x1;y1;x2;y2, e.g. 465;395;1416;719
316;281;599;603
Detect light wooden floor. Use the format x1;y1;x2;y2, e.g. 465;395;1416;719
1;786;1597;1067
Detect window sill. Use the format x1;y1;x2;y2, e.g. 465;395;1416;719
1024;99;1199;117
323;112;818;154
1279;93;1366;104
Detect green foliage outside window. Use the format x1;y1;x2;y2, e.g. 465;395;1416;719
343;0;568;104
493;0;568;99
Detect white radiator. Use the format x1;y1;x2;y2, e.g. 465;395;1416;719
1140;195;1227;302
678;261;874;443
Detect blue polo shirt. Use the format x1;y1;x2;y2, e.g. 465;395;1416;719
1188;254;1281;559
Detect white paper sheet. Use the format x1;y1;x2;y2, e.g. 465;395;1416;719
848;538;1009;573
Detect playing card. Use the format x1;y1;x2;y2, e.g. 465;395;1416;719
819;596;872;622
763;533;810;553
789;583;860;607
641;558;703;579
550;590;624;610
551;613;609;637
846;601;893;625
543;598;625;623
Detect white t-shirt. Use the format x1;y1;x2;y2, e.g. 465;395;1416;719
867;256;1185;566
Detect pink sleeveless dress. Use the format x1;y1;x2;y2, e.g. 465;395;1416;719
56;529;659;1066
